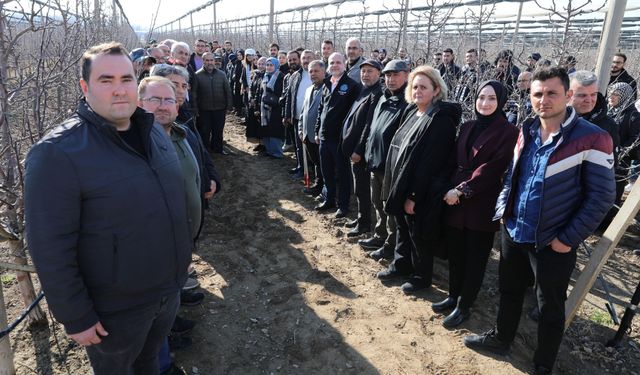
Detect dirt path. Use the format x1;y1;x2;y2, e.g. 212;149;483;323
4;116;640;374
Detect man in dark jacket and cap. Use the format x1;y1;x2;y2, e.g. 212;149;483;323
356;59;410;260
341;59;384;236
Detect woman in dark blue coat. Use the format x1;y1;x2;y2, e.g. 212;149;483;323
433;80;519;328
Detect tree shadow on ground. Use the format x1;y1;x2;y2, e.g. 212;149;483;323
175;143;377;374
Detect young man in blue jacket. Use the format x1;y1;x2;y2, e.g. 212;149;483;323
464;67;616;374
25;42;192;375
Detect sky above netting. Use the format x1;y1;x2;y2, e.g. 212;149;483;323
118;0;640;33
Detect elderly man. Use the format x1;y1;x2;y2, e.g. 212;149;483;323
569;70;621;207
507;71;533;126
465;67;615;375
356;60;410;260
345;37;365;82
299;60;327;197
192;52;233;154
314;52;361;218
341;59;384;236
25;42;192;374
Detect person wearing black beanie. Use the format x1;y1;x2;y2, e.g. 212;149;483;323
433;80;519;328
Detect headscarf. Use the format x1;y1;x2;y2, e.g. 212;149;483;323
607;82;635;120
474;80;509;125
263;57;280;88
228;53;237;63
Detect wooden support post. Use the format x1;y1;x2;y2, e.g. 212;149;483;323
595;0;627;94
566;178;640;327
0;284;15;375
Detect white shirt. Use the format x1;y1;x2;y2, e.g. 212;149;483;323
296;70;312;119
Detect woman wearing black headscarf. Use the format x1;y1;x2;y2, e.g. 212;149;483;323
432;80;519;328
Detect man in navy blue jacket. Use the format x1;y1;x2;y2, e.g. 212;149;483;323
25;42;192;375
314;52;361;218
464;67;615;374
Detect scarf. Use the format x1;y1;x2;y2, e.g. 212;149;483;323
607;82;635;121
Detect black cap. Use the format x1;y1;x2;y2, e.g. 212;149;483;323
361;59;383;71
382;59;410;73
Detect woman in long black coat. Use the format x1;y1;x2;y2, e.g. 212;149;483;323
433;80;518;328
377;65;462;294
260;57;285;158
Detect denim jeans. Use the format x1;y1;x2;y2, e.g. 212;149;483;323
85;292;180;375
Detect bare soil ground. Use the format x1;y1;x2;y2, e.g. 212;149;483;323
4;116;640;374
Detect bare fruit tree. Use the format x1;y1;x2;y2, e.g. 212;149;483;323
534;0;606;62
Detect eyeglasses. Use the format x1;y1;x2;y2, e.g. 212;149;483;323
142;97;177;106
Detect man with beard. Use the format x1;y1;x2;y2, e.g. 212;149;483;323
356;60;410;260
341;59;384;236
610;53;637;100
284;50;315;178
192;52;233;154
314;52;361;218
345;37;365;82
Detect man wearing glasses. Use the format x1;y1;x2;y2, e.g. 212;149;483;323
25;42;192;374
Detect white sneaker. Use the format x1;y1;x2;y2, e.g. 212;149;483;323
625;183;633;193
182;277;200;291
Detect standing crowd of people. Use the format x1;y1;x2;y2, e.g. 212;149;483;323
23;34;640;375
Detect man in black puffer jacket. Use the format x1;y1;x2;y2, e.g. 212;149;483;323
25;42;192;375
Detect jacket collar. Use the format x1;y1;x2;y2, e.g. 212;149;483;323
76;99;155;155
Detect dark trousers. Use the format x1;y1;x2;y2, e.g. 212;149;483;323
496;227;576;370
351;160;371;227
303;137;323;188
445;226;495;309
319;139;351;210
85;292;180;375
198;110;226;153
292;119;304;169
388;214;433;283
285;120;296;146
370;172;396;251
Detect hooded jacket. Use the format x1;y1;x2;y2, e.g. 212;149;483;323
25;100;193;334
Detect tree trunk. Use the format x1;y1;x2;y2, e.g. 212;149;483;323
9;239;45;325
